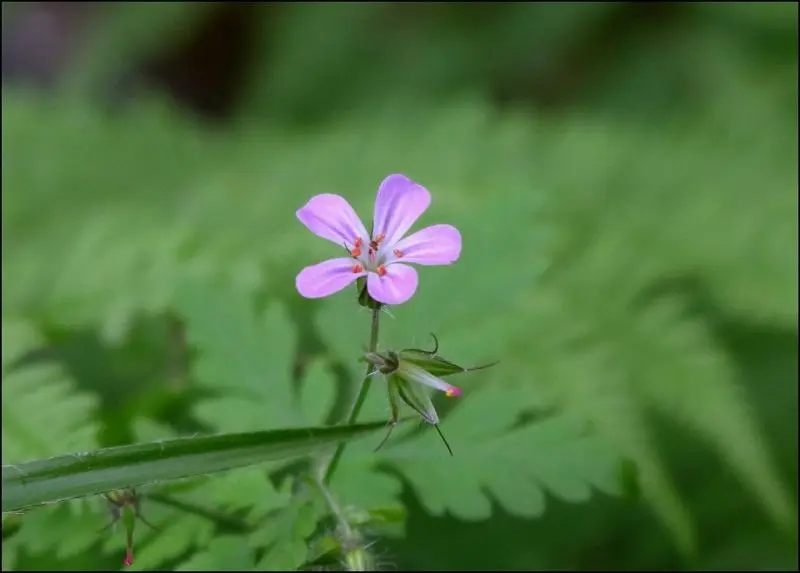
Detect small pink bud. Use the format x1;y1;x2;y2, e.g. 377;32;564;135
124;549;134;567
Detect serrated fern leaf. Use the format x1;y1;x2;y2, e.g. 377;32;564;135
174;282;336;432
175;536;255;571
249;493;320;571
2;320;100;464
510;268;793;552
380;385;621;520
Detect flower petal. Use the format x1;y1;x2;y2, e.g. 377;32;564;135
391;224;461;266
296;257;365;299
297;194;368;247
366;263;418;305
372;174;431;246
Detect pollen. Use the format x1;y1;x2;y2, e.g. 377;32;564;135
352;263;364;273
393;248;404;258
377;265;387;276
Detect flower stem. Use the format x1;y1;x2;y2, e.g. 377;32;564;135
323;307;381;485
308;476;354;539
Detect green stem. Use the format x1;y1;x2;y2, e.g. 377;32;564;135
308;476;354;539
323;307;381;485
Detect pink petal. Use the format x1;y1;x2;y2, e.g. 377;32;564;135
372;174;431;246
366;263;418;305
296;257;366;299
392;224;461;266
297;194;368;247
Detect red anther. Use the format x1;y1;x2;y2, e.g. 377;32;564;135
370;233;385;251
351;247;362;257
352;263;364;273
377;265;387;276
393;249;404;258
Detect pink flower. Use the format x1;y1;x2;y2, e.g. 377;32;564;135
296;174;462;305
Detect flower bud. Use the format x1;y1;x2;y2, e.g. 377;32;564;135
399;333;498;378
343;545;376;572
102;488;155;568
364;335;497;455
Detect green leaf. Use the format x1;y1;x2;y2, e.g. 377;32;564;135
381;386;623;520
1;321;105;569
2;421;391;513
2;321;100;465
175;536;256;571
98;419;281;571
175;283;337;433
250;485;320;571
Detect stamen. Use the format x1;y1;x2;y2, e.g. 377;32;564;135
369;233;386;251
377;265;387;276
350;237;364;257
352;263;364;273
445;387;461;397
393;248;404;258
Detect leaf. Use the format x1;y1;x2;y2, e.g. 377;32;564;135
2;420;392;513
2;320;100;465
95;419;282;571
175;536;256;571
250;484;321;571
369;385;622;521
503;270;793;553
1;321;104;568
175;282;337;433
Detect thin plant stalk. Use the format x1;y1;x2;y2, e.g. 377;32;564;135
323;307;381;485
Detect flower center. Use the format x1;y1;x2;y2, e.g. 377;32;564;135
348;233;402;273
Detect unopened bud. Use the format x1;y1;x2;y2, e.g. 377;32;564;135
399;333;498;378
101;488;154;568
366;334;497;455
343;545;375;572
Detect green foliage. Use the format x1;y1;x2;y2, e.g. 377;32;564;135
337;385;623;521
2;419;392;512
1;2;796;570
96;420;315;572
2;321;102;570
2;321;100;464
174;282;337;432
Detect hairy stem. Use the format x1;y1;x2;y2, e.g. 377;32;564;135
323;307;381;485
309;476;354;539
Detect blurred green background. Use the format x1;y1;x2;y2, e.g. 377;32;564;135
2;2;797;571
